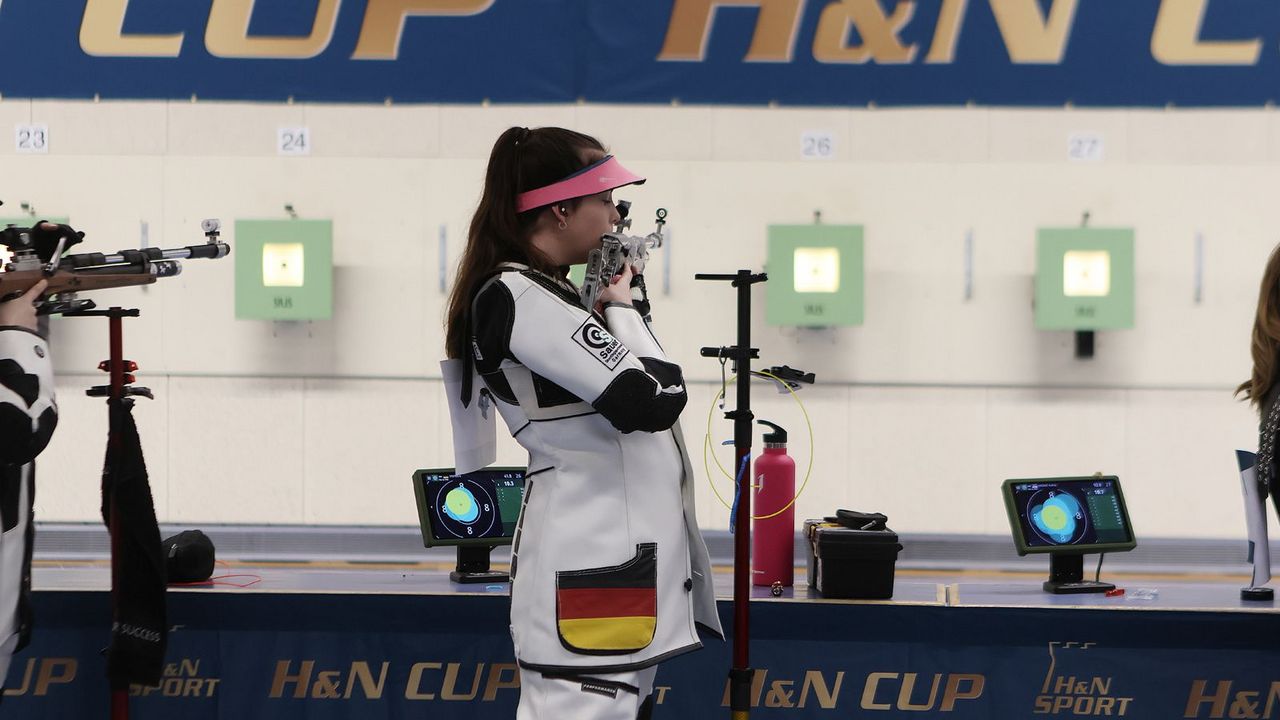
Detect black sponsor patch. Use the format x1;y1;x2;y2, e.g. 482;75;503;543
572;319;628;370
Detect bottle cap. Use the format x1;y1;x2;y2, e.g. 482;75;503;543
758;419;787;444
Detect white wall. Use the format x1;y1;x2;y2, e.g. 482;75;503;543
3;99;1272;539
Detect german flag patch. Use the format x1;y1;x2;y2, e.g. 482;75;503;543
555;543;658;654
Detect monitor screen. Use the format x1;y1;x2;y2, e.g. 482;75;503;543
1002;476;1136;556
411;467;526;547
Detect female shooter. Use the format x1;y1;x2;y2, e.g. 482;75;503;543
1239;243;1280;522
444;127;721;719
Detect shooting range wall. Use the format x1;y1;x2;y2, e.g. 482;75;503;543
0;99;1265;540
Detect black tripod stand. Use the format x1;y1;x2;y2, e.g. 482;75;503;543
696;269;767;720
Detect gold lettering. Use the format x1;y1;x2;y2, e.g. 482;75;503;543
182;678;204;697
2;658;34;696
658;0;804;62
1151;0;1260;66
34;659;77;696
481;663;519;701
440;662;483;701
1090;677;1111;695
344;662;389;700
862;672;896;711
940;674;984;711
654;686;670;704
1260;681;1280;719
80;0;183;57
311;671;341;699
1184;680;1230;718
206;0;340;59
1054;675;1077;694
899;673;941;711
269;660;313;699
353;0;495;60
405;662;443;700
988;0;1079;63
205;679;221;697
799;670;843;709
926;0;968;63
180;659;201;677
813;0;917;64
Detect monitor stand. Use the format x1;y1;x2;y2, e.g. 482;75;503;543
450;545;509;584
1043;553;1114;594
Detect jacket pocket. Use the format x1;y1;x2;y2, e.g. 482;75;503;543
555;543;657;655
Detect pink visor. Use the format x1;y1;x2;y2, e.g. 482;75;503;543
516;155;646;213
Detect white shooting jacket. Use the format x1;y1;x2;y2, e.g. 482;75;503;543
463;265;722;674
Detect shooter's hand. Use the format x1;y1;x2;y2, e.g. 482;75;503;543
596;264;635;313
0;280;48;331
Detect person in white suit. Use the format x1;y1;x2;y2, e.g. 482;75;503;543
0;278;55;695
444;127;721;719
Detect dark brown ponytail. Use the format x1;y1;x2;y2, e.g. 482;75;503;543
445;127;606;359
1238;242;1280;409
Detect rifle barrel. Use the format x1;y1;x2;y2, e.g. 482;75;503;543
59;242;230;270
72;259;183;277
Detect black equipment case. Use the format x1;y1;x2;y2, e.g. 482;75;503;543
804;510;903;599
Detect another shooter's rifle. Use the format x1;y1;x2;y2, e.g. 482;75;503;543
580;202;667;316
0;217;230;315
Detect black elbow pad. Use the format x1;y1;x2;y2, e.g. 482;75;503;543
593;360;687;434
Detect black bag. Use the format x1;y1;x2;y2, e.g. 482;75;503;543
162;529;215;584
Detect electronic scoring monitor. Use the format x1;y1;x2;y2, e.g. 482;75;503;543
411;467;526;583
1002;475;1137;594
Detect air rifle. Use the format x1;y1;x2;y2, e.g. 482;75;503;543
0;216;230;315
580;202;666;315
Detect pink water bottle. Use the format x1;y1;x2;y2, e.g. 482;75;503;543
752;420;796;587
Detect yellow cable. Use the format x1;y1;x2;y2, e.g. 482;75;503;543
702;370;814;520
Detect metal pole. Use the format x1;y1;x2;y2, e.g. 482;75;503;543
730;270;754;720
696;270;767;719
108;310;129;720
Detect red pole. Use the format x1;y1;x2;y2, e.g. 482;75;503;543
109;313;123;399
696;271;765;720
733;445;751;670
729;271;755;720
108;311;129;720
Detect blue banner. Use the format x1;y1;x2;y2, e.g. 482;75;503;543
6;590;1280;717
0;1;1278;106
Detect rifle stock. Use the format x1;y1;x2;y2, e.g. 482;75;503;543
0;266;165;299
